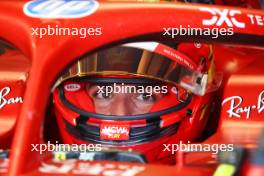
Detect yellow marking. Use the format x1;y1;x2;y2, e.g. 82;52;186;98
213;164;236;176
54;153;66;161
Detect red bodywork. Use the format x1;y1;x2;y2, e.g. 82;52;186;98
0;0;263;175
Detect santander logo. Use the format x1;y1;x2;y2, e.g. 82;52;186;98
100;124;130;140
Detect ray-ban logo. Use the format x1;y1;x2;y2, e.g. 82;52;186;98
222;90;264;119
0;87;23;109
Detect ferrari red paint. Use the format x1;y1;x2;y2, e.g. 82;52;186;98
0;0;263;176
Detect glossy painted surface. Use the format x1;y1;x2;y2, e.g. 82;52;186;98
0;0;263;175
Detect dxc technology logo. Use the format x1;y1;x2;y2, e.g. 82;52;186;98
200;7;245;28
